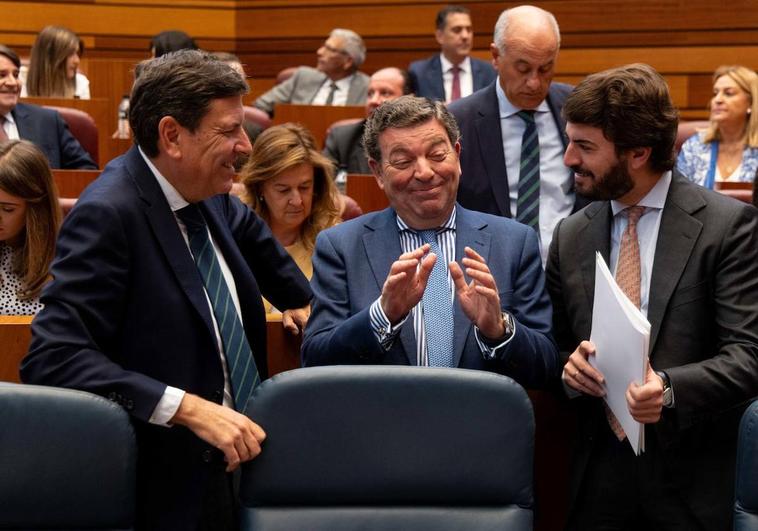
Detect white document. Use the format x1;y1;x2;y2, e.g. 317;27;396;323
589;252;650;455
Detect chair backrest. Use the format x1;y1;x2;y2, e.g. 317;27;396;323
240;366;534;531
339;193;363;220
46;105;99;163
345;173;390;213
675;120;710;153
735;400;758;530
244;105;272;130
325;116;364;139
0;382;136;530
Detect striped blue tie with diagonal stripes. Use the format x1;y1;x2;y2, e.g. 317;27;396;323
419;229;455;367
516;110;540;231
176;204;259;412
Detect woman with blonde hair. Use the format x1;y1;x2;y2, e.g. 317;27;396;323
23;25;90;99
677;65;758;188
240;123;341;311
0;140;61;314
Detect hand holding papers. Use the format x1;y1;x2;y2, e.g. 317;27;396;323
590;252;650;455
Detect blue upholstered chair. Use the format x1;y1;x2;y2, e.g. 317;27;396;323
240;366;535;531
735;400;758;531
0;382;136;530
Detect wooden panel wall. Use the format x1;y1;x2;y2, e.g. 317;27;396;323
7;0;758;149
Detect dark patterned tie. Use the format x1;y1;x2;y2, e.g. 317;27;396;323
325;82;338;105
176;204;259;412
516;110;540;231
450;65;461;102
419;229;455;367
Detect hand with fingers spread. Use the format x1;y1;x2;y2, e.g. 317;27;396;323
626;364;664;423
380;244;435;324
563;340;606;397
282;305;310;335
449;246;506;339
171;393;266;472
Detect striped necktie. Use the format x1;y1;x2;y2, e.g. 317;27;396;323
419;229;455;367
176;204;259;412
516;110;540;231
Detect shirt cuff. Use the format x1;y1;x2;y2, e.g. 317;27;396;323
369;298;408;351
475;316;517;359
148;386;186;426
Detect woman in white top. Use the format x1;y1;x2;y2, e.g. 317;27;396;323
0;140;61;315
677;65;758;188
21;25;91;99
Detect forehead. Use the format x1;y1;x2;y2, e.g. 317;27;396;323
714;74;744;91
198;95;244;127
503;23;558;64
325;35;345;48
379;118;451;153
0;55;18;71
444;12;471;29
369;72;404;91
566;122;614;147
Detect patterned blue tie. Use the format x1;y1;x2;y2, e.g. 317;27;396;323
516;110;540;231
176;204;259;411
419;229;455;367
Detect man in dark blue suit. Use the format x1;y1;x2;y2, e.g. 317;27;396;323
449;5;586;264
302;96;558;389
408;5;496;103
0;44;96;169
21;51;311;531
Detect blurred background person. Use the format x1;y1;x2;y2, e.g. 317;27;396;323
240;123;341;312
22;25;90;99
0;140;61;315
149;30;198;58
677;65;758;188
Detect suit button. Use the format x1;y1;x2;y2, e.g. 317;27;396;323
213;390;222;401
201;450;213;463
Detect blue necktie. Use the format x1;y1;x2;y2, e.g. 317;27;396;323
176;204;259;411
419;229;455;367
516;110;540;230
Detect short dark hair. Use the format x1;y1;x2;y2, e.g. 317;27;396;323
563;63;679;173
129;50;249;158
0;44;20;68
363;95;460;163
436;5;470;31
149;30;198;58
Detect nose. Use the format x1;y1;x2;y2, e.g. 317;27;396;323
289;190;303;206
413;157;436;181
525;72;541;90
235;128;252;156
317;46;325;58
1;72;18;86
71;52;80;66
563;143;579;167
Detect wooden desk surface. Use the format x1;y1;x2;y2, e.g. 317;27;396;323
0;315;34;383
52;169;102;198
345;173;389;214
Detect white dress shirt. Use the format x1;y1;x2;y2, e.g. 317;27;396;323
496;79;573;265
312;74;354;106
0;111;20;140
440;54;474;103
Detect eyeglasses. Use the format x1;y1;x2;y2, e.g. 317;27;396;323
322;43;349;56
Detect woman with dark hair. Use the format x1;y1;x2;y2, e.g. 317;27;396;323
240;123;341;312
149;30;198;58
0;140;61;314
677;65;758;188
23;25;90;99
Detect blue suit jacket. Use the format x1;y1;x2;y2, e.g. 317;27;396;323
449;81;589;217
409;55;497;101
12;102;97;169
302;204;558;388
21;147;311;530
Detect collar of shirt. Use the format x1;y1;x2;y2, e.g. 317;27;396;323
439;54;471;75
395;206;457;234
138;147;190;212
495;77;550;118
610;170;672;216
1;111;15;126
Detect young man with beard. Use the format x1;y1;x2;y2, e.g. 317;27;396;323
546;63;758;530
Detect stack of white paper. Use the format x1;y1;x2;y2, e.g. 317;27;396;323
590;252;650;455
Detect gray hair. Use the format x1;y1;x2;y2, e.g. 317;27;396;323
363;95;460;163
330;28;366;68
493;5;561;54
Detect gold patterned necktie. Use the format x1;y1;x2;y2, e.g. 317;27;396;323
606;205;645;440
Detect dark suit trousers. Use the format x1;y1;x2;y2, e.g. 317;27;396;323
568;415;704;531
196;463;238;531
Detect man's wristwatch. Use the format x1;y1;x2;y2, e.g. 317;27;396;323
656;370;674;408
499;311;515;341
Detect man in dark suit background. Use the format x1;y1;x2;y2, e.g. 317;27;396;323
22;51;312;531
0;44;96;169
323;67;411;176
548;63;758;530
408;5;496;103
303;95;558;389
449;5;584;264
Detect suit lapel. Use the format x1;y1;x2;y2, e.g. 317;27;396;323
11;104;32;139
362;209;417;363
452;207;489;367
427;56;445;101
647;176;704;354
306;71;328;104
580;202;612;315
473;84;511;216
128;148;217;339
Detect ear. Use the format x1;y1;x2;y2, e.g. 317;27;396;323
435;29;445;46
367;158;386;191
157;116;183;160
490;43;500;68
626;146;652;170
